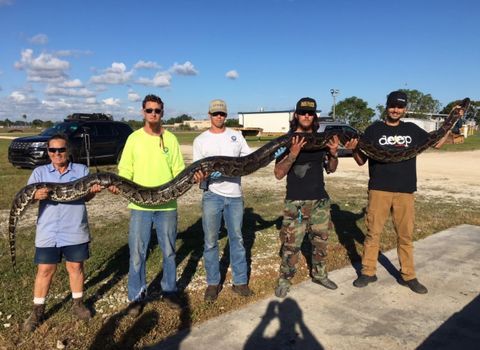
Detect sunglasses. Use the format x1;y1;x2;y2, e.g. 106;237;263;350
144;108;163;114
387;104;406;109
297;110;316;116
211;112;227;117
48;147;67;153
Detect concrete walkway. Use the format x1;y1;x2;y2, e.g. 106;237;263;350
149;224;480;350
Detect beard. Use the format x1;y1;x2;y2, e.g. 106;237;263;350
297;122;313;132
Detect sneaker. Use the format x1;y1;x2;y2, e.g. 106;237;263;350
399;278;428;294
162;293;182;310
232;284;253;297
204;284;222;302
72;298;92;321
312;277;338;290
353;274;378;288
23;304;45;333
274;284;290;298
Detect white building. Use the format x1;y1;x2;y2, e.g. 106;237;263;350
238;110;298;134
402;118;439;132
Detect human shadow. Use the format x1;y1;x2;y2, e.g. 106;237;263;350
88;309;159;350
417;294;480;350
43;243;130;320
141;293;193;350
330;203;400;280
219;207;281;284
175;217;205;291
330;203;366;273
89;291;193;350
146;217;204;300
144;213;204;298
244;298;324;350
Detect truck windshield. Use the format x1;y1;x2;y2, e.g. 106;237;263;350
40;122;80;136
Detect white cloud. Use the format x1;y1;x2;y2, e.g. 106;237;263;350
29;34;49;45
60;79;83;88
103;97;120;106
128;90;141;102
45;85;95;97
85;97;97;105
136;71;172;87
226;70;239;80
90;62;133;84
170;61;198;75
10;91;27;102
134;60;161;69
41;98;73;109
14;49;70;83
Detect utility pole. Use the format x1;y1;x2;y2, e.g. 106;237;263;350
330;89;339;120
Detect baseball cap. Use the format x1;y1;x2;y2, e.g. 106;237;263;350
295;97;317;114
386;91;408;108
209;99;227;114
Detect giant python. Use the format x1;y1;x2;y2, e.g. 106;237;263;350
7;98;469;269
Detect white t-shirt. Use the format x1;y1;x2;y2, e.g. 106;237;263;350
193;128;252;197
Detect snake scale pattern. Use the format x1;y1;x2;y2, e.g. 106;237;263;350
7;98;469;269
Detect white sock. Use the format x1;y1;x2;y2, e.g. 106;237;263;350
72;292;83;299
33;297;45;305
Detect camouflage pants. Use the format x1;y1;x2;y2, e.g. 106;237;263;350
278;199;332;286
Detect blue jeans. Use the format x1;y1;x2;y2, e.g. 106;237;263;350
128;209;178;301
202;191;247;286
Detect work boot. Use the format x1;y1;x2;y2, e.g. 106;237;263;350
399;278;428;294
162;292;182;310
353;274;378;288
127;300;145;317
312;277;338;290
274;279;291;298
204;284;222;302
232;284;253;297
127;291;146;317
23;304;45;333
274;284;290;298
72;298;92;321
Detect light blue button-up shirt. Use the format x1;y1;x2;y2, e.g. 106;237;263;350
27;162;91;248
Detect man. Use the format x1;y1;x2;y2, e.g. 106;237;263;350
193;99;254;302
110;94;187;315
274;97;340;298
23;134;101;332
347;90;453;294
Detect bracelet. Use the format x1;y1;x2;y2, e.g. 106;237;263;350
329;152;338;159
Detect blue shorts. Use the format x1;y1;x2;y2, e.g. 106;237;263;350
34;242;90;264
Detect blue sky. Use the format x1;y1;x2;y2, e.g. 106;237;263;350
0;0;478;122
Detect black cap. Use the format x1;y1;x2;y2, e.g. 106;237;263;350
295;97;317;114
386;91;408;108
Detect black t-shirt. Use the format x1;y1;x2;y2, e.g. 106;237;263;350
363;121;429;193
283;149;329;200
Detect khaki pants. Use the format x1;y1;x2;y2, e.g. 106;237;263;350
362;190;416;281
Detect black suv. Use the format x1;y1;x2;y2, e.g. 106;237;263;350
8;113;133;168
317;118;359;156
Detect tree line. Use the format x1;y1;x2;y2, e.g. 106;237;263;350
0;112;240;131
1;89;477;132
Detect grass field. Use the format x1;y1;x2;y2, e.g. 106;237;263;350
0;132;480;349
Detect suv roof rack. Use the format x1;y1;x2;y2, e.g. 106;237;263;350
65;113;113;121
318;116;335;122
